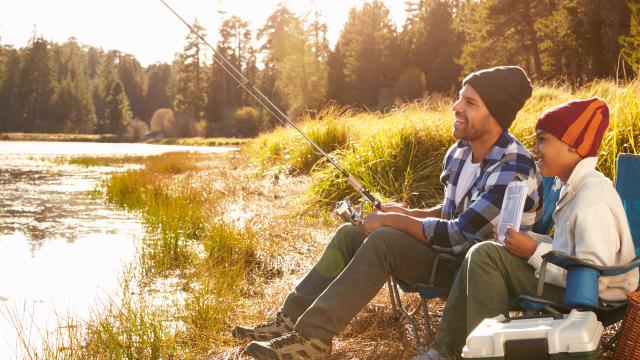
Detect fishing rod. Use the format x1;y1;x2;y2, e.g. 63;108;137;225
159;0;381;223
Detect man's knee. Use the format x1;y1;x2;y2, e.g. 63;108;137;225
362;226;401;251
331;223;363;248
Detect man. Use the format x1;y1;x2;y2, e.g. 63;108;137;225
421;98;639;359
233;66;542;360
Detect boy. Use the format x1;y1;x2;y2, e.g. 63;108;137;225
424;98;639;359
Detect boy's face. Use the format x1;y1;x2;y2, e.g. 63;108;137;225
451;85;499;142
533;129;582;180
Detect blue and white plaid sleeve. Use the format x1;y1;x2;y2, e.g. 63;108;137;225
423;149;541;254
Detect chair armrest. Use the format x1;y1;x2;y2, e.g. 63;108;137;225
422;252;461;290
542;250;640;277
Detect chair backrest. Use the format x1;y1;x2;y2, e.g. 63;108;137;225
532;176;561;235
615;154;640;257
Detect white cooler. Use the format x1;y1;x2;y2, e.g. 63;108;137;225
462;310;602;359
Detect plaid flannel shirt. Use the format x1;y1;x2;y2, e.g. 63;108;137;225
423;131;543;254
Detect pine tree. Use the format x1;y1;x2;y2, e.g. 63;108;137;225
621;0;640;74
118;54;145;120
105;80;132;135
18;35;53;132
457;0;547;80
173;20;207;121
256;4;297;116
0;47;21;132
337;1;400;108
420;0;460;93
276;9;329;113
94;51;120;133
48;38;97;133
325;46;346;104
143;63;172;122
204;15;256;134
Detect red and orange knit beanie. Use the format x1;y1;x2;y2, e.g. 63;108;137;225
535;98;610;157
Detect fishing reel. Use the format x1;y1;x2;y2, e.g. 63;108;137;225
334;198;366;225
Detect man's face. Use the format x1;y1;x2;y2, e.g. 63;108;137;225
451;85;497;141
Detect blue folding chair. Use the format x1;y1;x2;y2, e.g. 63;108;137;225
389;175;562;347
515;153;640;350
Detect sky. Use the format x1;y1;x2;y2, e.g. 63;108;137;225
0;0;408;67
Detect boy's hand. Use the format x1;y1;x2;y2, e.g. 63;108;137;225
504;228;538;258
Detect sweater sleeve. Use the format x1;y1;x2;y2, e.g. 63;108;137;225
527;205;620;289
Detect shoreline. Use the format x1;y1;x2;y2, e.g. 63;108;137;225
0;132;249;147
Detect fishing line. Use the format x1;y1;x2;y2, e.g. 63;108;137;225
159;0;381;210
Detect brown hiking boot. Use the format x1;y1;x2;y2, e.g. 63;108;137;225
232;312;294;341
244;331;331;360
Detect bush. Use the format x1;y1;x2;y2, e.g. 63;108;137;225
208;106;267;138
127;118;150;138
231;106;265;137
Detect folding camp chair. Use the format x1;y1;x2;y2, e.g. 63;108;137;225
388;176;562;348
515;153;640;350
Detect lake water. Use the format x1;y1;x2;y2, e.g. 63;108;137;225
0;141;234;358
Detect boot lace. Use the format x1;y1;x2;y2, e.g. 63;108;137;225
270;332;303;349
255;312;284;330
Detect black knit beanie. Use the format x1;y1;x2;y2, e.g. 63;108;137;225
462;66;533;130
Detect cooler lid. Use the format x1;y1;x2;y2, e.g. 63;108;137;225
462;310;603;358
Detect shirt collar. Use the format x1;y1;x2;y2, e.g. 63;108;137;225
455;131;513;168
564;156;599;188
557;157;598;206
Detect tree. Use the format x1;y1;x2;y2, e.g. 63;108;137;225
457;0;547;80
394;65;425;101
143;63;172;122
325;46;346;104
118;54;145;120
173;20;207;121
256;4;297;117
49;38;97;133
276;9;329;113
205;15;256;135
0;47;21;132
105;80;132;135
336;1;400;108
18;35;53;132
94;50;120;133
621;0;640;74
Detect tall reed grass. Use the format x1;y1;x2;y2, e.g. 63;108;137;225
16;152;258;359
250;79;640;208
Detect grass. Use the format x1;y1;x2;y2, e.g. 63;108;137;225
12;79;638;359
144;137;248;147
53;155;150;167
249;105;353;174
0;132;120;142
14;152;259;359
249;79;640;208
0;132;247;147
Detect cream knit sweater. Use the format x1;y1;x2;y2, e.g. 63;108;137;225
527;157;639;302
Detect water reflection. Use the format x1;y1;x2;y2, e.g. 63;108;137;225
0;141;233;358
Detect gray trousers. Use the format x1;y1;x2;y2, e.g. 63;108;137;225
433;242;565;352
281;223;457;342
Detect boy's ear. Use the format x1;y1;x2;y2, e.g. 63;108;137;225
567;145;584;158
564;143;578;153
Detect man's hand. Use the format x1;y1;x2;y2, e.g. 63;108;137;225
361;210;387;235
379;202;406;214
503;227;537;258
